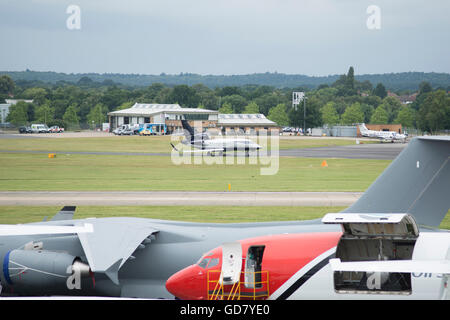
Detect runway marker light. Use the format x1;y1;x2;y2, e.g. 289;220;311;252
48;153;56;158
228;183;231;191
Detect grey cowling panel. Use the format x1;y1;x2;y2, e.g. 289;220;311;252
343;137;450;227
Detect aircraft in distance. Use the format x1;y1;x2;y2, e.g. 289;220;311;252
0;136;448;299
170;120;261;156
358;123;407;143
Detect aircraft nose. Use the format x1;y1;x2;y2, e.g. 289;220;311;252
166;265;206;300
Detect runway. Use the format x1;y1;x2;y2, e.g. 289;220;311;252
0;191;362;206
280;143;406;160
0;142;406;159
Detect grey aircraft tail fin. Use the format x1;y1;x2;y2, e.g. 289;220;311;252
181;119;195;143
343;136;450;227
50;206;76;221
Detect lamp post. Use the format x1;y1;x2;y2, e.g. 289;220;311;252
303;96;306;135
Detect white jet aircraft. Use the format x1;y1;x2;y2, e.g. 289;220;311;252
170;120;261;156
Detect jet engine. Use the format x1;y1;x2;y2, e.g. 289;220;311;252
2;249;91;293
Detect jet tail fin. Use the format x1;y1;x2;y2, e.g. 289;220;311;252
343;136;450;227
181;119;195;143
50;206;76;221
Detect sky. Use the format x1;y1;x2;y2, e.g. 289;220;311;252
0;0;449;76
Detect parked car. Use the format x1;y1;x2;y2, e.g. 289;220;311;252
113;124;134;135
49;126;64;133
18;126;32;134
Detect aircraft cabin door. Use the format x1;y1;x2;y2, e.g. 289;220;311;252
245;246;265;289
220;242;242;285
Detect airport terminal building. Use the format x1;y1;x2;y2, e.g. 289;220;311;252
108;103;279;134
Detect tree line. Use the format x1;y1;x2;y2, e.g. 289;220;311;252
3;70;450;91
1;67;449;133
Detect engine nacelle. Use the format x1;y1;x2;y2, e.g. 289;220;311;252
3;249;90;292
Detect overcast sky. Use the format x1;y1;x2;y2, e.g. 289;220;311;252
0;0;449;76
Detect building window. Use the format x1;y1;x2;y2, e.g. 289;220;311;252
184;114;209;120
124;117;129;124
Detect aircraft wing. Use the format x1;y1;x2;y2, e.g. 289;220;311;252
181;148;225;154
75;219;158;284
170;143;224;154
330;258;450;274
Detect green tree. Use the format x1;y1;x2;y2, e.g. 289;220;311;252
169;85;200;107
0;75;15;95
395;106;415;128
341;102;365;125
218;102;233;114
220;94;247;113
243;102;259;114
35;103;55;124
360;103;374;123
379;96;403;123
373;83;387;99
6;101;28;125
417;90;450;133
267;103;289;126
22;87;48;105
320;102;339;126
115;101;134;111
288;96;322;128
370;105;389;124
346;66;355;91
63;104;80;130
87;103;107;128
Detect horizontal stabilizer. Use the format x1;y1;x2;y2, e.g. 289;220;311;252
50;206;76;221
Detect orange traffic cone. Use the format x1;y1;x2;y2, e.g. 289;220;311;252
321;160;328;167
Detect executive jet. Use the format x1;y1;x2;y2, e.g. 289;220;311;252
170;120;261;156
0;136;448;298
358;123;407;143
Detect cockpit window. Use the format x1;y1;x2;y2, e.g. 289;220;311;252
198;258;210;268
197;256;220;269
208;258;219;268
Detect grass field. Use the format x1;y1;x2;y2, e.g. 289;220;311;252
0;135;365;153
0;153;389;191
0;206;448;229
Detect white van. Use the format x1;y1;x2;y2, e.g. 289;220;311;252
31;124;49;133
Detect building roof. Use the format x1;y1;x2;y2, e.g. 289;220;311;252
218;114;278;126
5;99;34;105
108;103;218;116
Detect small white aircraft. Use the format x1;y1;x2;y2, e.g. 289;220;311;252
170;120;261;156
358;123;407;143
